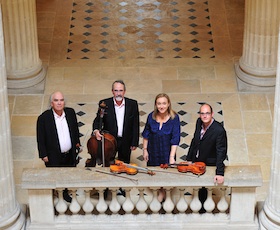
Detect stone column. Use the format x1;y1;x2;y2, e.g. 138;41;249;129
235;0;280;92
0;6;25;229
1;0;46;94
259;26;280;229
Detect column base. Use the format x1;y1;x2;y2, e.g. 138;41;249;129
8;77;45;94
235;62;275;92
7;66;47;94
0;203;26;230
259;200;280;230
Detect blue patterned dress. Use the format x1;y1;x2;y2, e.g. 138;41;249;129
142;112;181;166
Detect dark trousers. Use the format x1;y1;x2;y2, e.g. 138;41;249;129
116;137;131;163
199;187;207;213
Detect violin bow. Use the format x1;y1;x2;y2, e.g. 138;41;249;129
86;168;139;183
152;168;199;177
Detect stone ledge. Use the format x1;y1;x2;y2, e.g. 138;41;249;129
22;165;262;189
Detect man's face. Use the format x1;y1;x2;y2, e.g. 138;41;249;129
199;104;213;125
112;82;125;102
51;92;65;114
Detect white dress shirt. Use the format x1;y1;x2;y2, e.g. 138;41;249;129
53;110;72;153
114;98;125;137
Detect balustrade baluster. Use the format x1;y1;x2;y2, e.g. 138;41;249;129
217;188;229;213
95;188;108;214
109;188;121;214
162;188;175;213
190;188;202;213
122;188;135;214
82;189;94;215
69;189;81;214
55;189;68;215
149;188;161;213
176;188;188;213
136;188;148;213
204;188;215;213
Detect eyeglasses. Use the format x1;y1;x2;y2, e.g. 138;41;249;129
199;112;211;116
113;90;124;92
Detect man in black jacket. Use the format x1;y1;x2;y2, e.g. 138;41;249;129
187;103;227;184
187;103;227;212
93;80;139;164
37;91;81;202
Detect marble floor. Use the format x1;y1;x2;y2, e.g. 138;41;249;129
9;0;274;204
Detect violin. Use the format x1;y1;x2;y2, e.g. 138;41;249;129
110;162;138;175
110;160;155;176
160;162;206;175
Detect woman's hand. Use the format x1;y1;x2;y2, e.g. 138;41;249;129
143;149;149;162
169;155;175;165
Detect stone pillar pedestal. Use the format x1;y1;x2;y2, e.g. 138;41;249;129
235;0;280;92
0;7;25;230
259;27;280;229
1;0;46;94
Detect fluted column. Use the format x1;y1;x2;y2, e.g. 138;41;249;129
1;0;46;93
235;0;280;92
0;6;25;229
259;25;280;229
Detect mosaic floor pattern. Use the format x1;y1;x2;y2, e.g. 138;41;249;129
67;0;215;60
72;101;223;167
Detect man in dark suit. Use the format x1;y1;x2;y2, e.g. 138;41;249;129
37;91;81;202
186;103;227;213
93;80;139;164
187;103;227;184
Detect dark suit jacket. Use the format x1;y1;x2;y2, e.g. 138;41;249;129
37;107;80;167
93;97;139;156
186;118;227;176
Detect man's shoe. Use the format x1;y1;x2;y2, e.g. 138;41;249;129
63;190;72;203
104;188;109;200
117;188;126;197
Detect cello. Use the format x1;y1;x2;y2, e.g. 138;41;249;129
86;101;117;167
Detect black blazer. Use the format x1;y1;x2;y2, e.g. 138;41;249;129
93;97;140;150
186;118;227;176
37;107;80;166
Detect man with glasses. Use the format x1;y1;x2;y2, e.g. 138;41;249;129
92;80;140;164
186;103;227;184
186;103;227;213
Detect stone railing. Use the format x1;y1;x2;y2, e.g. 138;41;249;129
22;165;262;230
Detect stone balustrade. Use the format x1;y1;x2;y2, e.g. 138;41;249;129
22;165;262;230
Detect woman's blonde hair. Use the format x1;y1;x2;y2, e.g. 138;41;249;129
152;93;177;120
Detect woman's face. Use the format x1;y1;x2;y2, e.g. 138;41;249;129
156;96;169;114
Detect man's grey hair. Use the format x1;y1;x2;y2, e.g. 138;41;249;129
48;91;66;108
112;80;126;91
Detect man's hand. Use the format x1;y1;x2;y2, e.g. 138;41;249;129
42;156;49;163
93;130;102;140
214;175;224;184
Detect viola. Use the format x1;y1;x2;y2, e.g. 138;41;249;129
160;162;206;175
110;160;155;176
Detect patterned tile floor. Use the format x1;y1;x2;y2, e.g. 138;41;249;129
67;0;215;59
73;101;223;166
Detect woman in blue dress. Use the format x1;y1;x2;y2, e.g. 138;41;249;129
142;93;181;166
